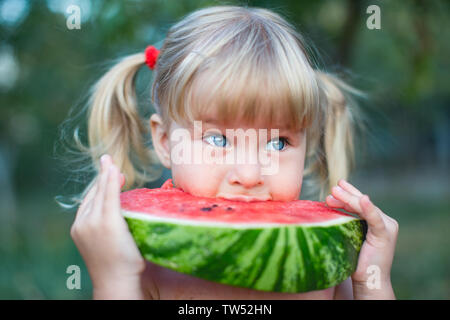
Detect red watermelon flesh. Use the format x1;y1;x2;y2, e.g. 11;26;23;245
121;179;356;225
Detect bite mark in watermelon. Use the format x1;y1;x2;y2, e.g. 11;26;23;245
121;179;364;293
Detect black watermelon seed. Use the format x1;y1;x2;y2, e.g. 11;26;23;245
226;207;233;211
212;204;218;208
200;207;212;212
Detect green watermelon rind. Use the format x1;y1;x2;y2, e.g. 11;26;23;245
124;211;364;293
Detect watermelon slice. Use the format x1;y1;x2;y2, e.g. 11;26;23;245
121;179;364;293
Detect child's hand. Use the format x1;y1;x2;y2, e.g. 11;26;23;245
70;154;146;299
326;179;398;299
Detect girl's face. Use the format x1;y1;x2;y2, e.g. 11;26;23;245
150;114;307;201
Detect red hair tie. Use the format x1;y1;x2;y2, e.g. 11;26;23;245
145;45;159;70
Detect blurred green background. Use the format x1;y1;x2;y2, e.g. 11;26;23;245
0;0;449;299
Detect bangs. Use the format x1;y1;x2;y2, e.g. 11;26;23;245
161;9;321;132
191;67;306;131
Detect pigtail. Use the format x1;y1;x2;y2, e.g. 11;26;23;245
305;71;363;200
55;52;163;209
86;53;162;190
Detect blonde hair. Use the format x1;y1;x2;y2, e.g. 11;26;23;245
58;5;364;206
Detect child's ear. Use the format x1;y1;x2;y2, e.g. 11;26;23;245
150;113;171;169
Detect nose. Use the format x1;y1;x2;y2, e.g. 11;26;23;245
228;163;264;189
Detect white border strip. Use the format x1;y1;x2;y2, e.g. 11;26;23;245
122;210;357;229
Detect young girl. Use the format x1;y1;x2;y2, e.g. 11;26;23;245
67;5;398;299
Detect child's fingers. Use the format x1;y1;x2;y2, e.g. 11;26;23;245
331;185;389;240
331;186;363;213
326;194;343;207
359;195;387;238
90;156;111;219
326;195;347;209
326;195;360;214
103;164;121;218
75;178;98;221
338;179;363;197
78;155;110;217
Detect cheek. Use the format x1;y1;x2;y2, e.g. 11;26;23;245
169;139;227;197
171;162;226;197
268;150;305;201
268;172;303;201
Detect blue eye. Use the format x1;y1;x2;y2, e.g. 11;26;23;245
266;137;288;151
204;134;229;147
